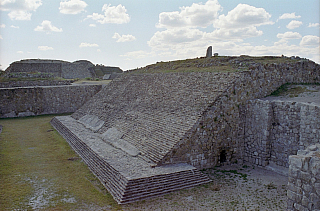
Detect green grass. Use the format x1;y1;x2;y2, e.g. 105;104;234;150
269;83;320;96
0;115;121;210
126;55;301;74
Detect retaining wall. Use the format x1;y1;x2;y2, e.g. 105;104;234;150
0;85;101;118
287;144;320;210
0;80;72;88
243;100;320;168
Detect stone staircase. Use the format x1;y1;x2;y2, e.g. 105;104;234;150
51;116;211;204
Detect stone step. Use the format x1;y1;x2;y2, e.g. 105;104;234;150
51;116;211;205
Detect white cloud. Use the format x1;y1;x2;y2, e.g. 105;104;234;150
112;32;136;42
308;23;320;28
214;4;273;29
0;35;2;39
17;51;23;54
300;35;320;46
34;20;63;33
0;24;6;28
1;0;42;20
149;28;204;48
277;31;302;39
157;0;222;28
89;24;96;27
279;12;301;20
38;46;53;51
79;42;99;48
148;3;276;60
59;0;87;15
87;4;130;24
212;4;273;40
286;20;302;29
10;25;19;29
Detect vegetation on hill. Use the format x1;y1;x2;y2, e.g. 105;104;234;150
127;55;305;74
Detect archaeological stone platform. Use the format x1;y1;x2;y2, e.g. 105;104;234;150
52;58;319;204
51;116;210;204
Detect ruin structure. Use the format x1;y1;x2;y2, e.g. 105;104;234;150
1;55;319;208
4;59;122;79
49;56;320;207
206;46;212;58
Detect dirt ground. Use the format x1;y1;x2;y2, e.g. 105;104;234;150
122;164;288;211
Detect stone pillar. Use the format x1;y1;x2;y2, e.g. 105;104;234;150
206;46;212;58
287;144;320;210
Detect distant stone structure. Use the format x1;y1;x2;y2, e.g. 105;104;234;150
0;84;101;118
4;59;123;79
206;46;212;58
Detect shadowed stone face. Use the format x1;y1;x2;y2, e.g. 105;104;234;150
206;46;212;58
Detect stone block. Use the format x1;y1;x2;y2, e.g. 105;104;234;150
78;115;105;132
315;183;320;195
289;155;303;170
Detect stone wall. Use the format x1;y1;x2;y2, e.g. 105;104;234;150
163;61;319;169
287;144;320;210
243;100;320;168
7;62;62;77
61;60;93;79
0;85;101;118
5;59;95;79
0;80;72;88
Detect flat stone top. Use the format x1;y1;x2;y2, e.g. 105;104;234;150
260;85;320;106
0;83;101;90
56;116;196;180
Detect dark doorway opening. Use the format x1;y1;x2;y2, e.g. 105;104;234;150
220;150;226;163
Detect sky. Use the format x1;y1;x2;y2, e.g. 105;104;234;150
0;0;319;71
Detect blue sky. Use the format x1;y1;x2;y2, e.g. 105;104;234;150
0;0;319;71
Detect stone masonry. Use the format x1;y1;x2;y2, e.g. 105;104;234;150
287;144;320;210
4;59;122;79
50;58;320;204
0;84;101;118
243;99;320;167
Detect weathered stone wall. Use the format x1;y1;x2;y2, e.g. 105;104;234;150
0;85;101;118
243;100;320;168
242;100;272;166
0;80;72;88
7;62;62;77
61;61;94;79
287;144;320;210
5;59;96;79
162;61;319;169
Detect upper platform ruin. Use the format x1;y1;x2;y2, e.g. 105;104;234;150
4;59;123;79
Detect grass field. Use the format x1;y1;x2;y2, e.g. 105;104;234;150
0;115;121;210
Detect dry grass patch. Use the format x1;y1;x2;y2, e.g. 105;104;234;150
0;115;121;210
